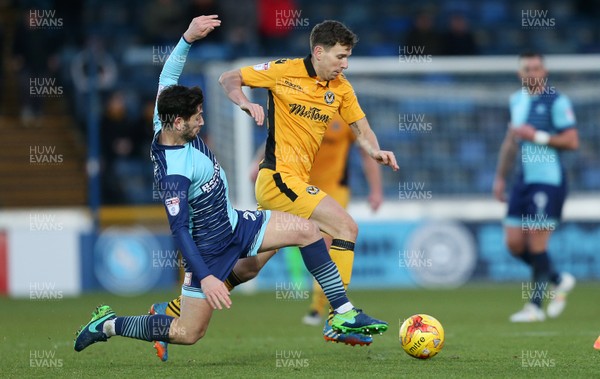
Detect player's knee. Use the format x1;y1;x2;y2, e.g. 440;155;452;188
299;219;321;244
347;218;358;238
336;215;358;239
180;326;206;345
505;236;524;255
237;263;260;282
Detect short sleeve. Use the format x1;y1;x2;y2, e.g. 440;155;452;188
240;60;283;90
339;84;366;125
552;95;576;130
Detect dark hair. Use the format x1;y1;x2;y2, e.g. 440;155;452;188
157;85;203;128
519;52;544;61
310;20;358;51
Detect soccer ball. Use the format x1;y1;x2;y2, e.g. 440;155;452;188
399;314;445;359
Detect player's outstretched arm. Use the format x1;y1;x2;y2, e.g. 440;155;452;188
218;70;265;126
158;15;221;90
183;15;221;43
512;124;579;150
358;148;383;211
160;175;231;310
350;117;399;171
153;15;221;133
493;126;518;202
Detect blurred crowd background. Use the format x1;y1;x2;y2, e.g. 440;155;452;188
1;0;599;206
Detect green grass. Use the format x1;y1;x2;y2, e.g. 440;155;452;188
1;283;599;378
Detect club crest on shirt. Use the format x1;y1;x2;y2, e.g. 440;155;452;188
324;91;335;105
165;196;180;216
184;272;192;286
306;186;320;195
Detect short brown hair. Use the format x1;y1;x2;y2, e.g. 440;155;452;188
519;52;544;61
157;85;203;129
310;20;358;51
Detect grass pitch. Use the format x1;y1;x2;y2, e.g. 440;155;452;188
1;283;599;378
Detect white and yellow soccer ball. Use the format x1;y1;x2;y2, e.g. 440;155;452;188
399;314;445;359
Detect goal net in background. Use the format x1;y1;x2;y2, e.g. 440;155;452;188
205;55;600;219
204;55;600;289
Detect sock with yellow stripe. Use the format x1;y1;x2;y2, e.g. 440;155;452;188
329;239;355;287
165;296;181;317
224;269;243;291
327;239;355;321
300;239;351;310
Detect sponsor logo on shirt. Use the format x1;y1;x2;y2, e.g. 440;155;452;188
276;78;305;93
201;162;221;194
288;103;331;123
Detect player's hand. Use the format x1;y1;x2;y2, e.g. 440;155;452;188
493;175;506;202
373;150;399;171
512;124;536;141
200;275;231;310
183;15;221;43
368;190;383;212
240;101;265;126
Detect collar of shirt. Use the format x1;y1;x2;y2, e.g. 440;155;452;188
303;54;330;88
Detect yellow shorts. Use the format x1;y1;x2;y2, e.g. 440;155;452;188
255;168;327;219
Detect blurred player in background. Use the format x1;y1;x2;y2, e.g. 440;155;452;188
493;52;578;322
74;15;388;359
219;19;398;346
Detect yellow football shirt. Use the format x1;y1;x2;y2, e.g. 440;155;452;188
240;56;365;182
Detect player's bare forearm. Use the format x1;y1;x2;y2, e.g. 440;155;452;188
512;124;578;150
548;128;579;150
359;148;383;194
350;117;399;171
495;130;517;179
359;148;384;211
219;70;248;106
156;16;220;98
219;70;265;125
349;118;380;156
492;130;517;202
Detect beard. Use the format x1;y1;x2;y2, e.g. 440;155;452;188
181;121;198;142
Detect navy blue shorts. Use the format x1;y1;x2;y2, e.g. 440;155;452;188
505;174;567;230
182;210;271;299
